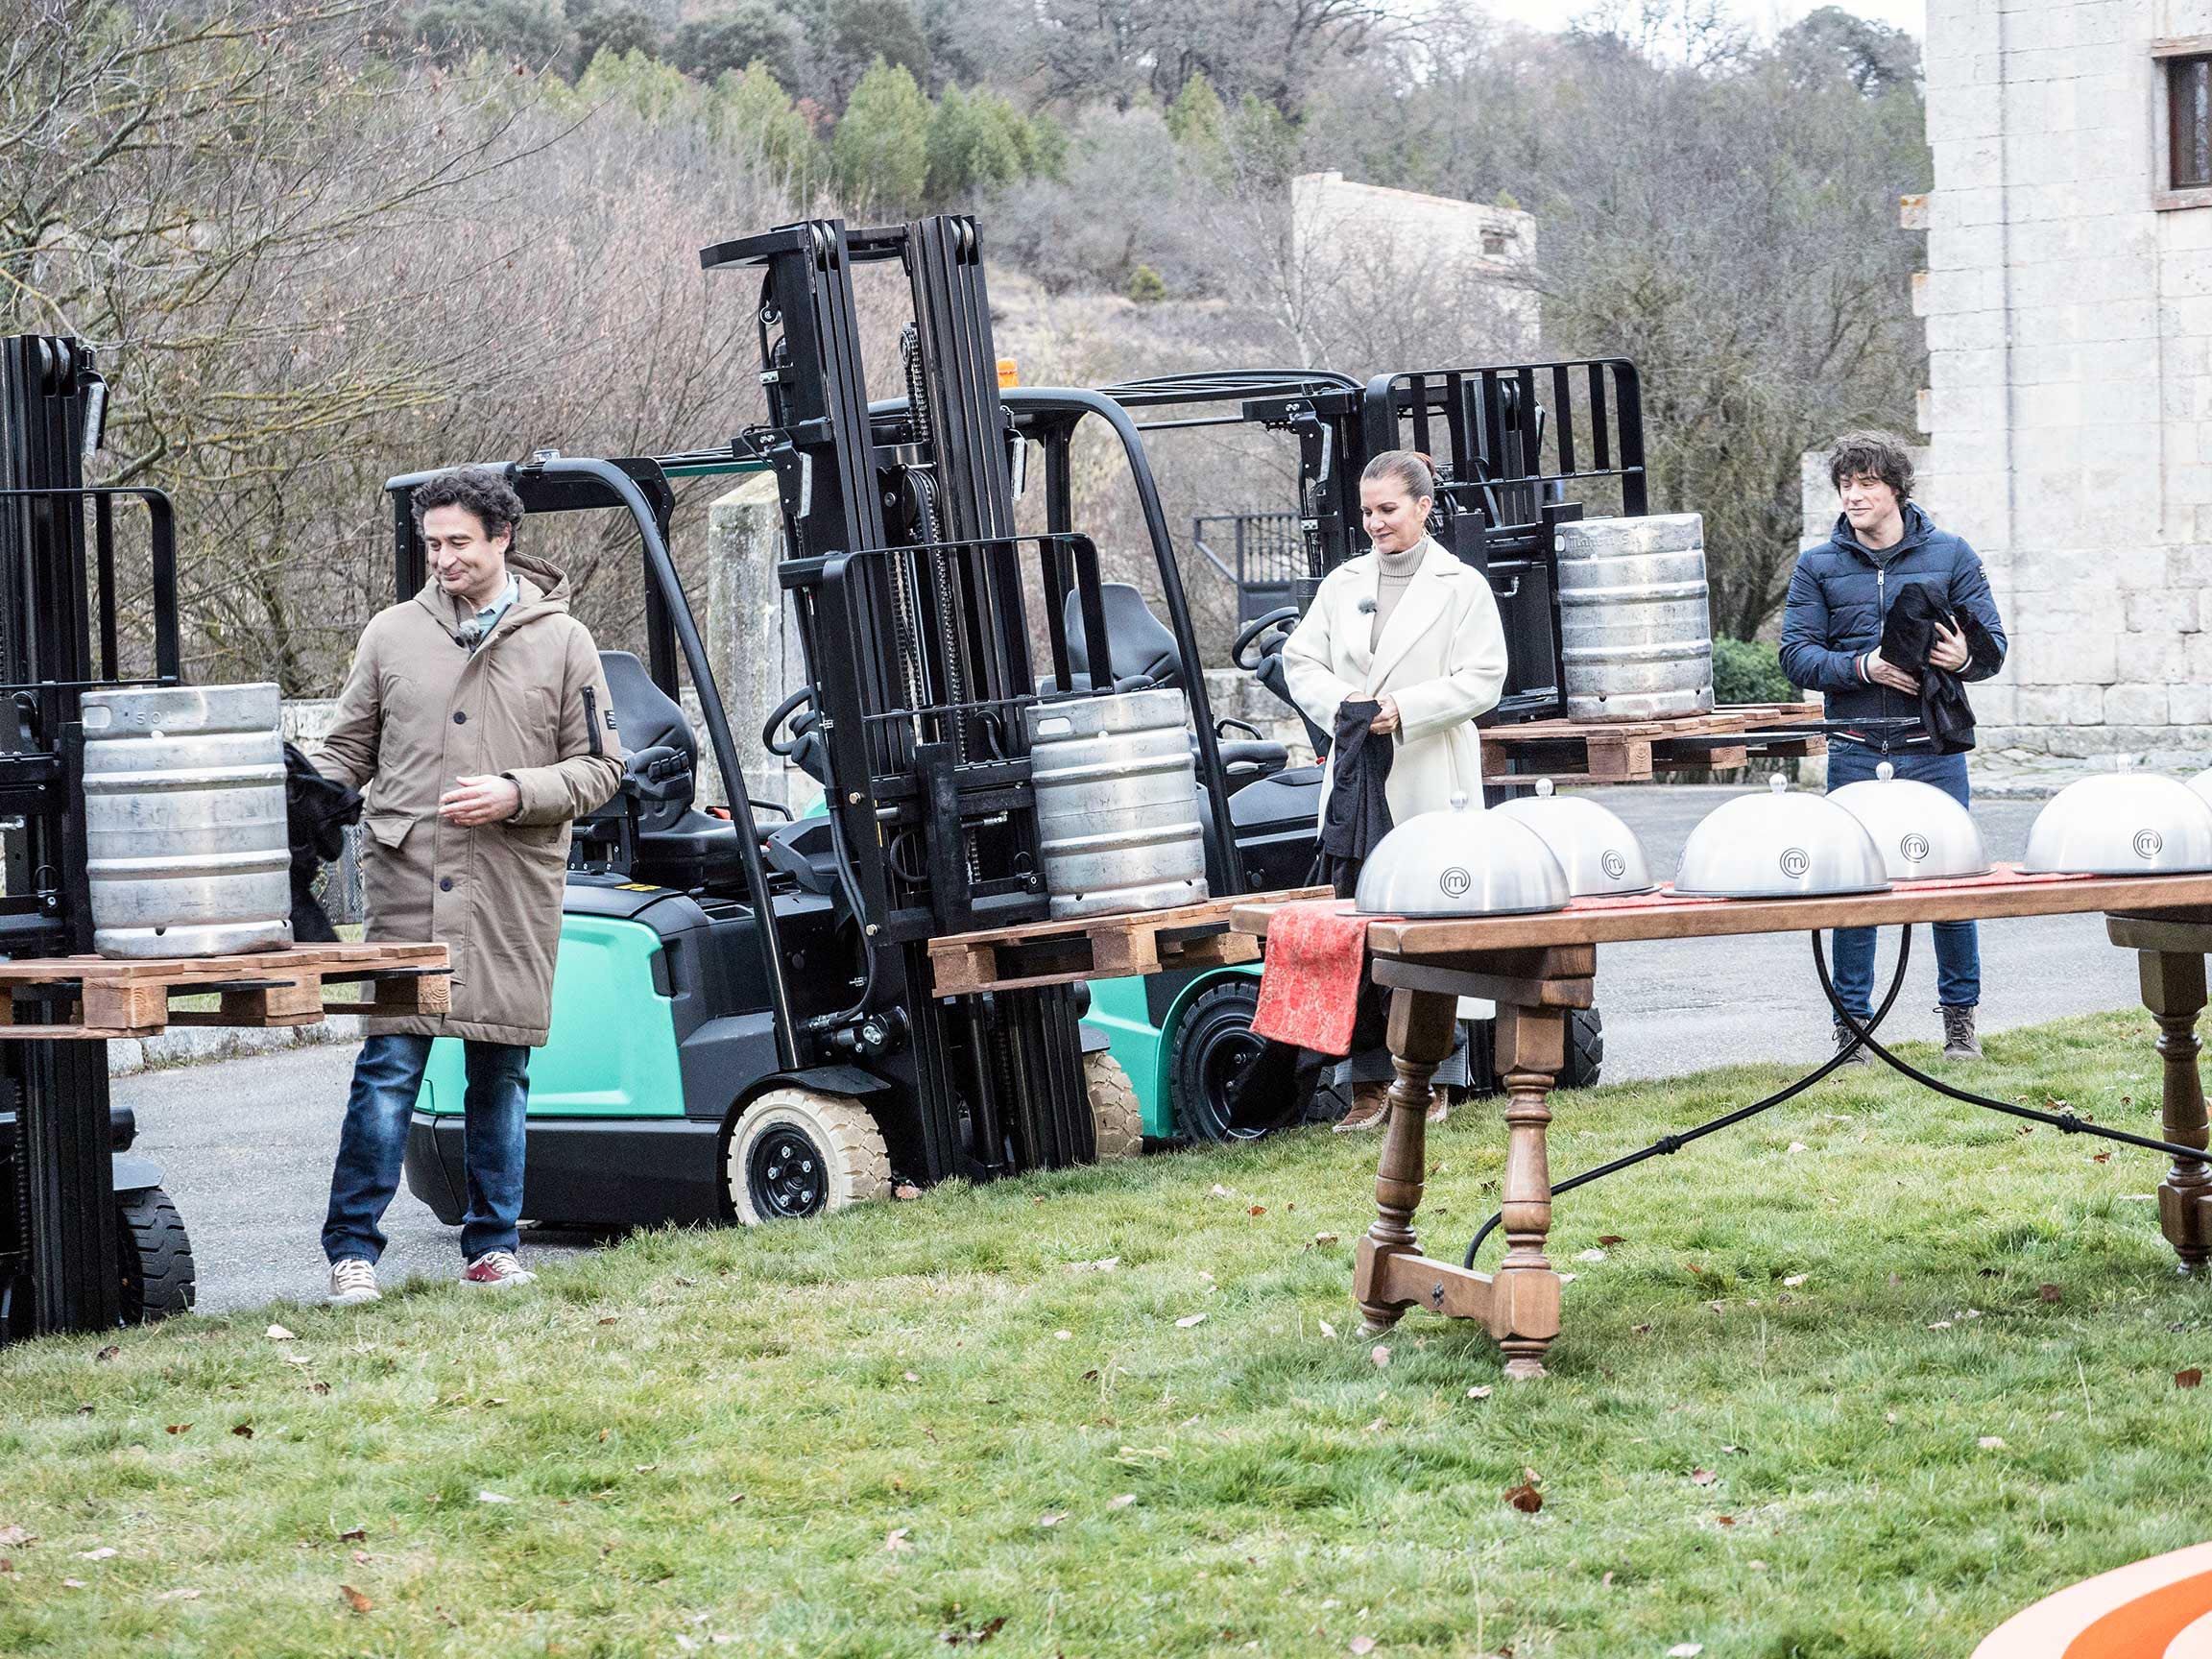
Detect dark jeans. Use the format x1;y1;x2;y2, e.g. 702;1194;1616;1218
322;1034;530;1264
1826;743;1981;1018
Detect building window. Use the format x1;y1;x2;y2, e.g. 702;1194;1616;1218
1481;228;1510;256
2155;39;2212;206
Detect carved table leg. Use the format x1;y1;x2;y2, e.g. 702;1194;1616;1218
2139;950;2212;1273
1353;987;1462;1335
1491;1002;1564;1381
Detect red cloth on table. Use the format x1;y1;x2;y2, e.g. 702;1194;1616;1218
1250;899;1368;1055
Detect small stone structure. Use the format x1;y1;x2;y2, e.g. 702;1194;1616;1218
1290;171;1541;355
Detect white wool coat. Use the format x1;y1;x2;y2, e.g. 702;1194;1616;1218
1281;538;1509;825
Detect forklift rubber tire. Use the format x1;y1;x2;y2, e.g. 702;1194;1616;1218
1560;1005;1604;1091
117;1187;195;1324
726;1090;891;1225
1085;1052;1142;1162
1167;978;1289;1143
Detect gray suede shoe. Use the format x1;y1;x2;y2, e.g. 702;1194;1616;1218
1833;1018;1874;1068
1941;1004;1984;1062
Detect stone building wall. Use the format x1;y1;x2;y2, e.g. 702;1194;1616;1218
1917;0;2212;757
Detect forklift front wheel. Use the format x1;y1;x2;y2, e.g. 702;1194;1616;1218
726;1090;891;1225
1085;1052;1142;1161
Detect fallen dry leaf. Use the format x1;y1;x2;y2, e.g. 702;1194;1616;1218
1037;1513;1066;1528
94;1345;119;1363
597;1316;620;1326
1248;1205;1265;1216
0;1527;29;1548
1211;1184;1234;1198
1108;1494;1136;1510
903;1371;921;1382
938;1614;1007;1646
1467;1385;1493;1400
1786;1142;1809;1155
1174;1313;1207;1329
1350;1640;1377;1656
1363;1416;1387;1433
1782;1273;1809;1287
165;1424;191;1435
308;1382;331;1396
1503;1481;1542;1514
1598;1234;1626;1246
1978;1436;2007;1450
231;1424;253;1439
1053;1331;1072;1342
884;1527;912;1553
2178;1368;2204;1389
893;1183;922;1201
475;1491;513;1505
674;1275;696;1287
1632;1323;1652;1335
1717;1515;1736;1527
1575;1248;1606;1263
265;1324;297;1341
2093;1151;2111;1164
340;1584;373;1613
281;1352;313;1366
2040;1284;2063;1303
1318;1318;1337;1338
1370;1345;1391;1368
1690;1469;1716;1486
78;1547;116;1560
61;1577;85;1589
1668;1647;1705;1658
1313;1232;1339;1245
338;1527;367;1543
153;1587;201;1601
1928;1320;1954;1331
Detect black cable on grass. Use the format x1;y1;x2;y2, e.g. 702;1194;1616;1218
1460;926;1919;1270
1815;931;2211;1164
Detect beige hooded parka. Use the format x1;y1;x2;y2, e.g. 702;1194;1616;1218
315;551;623;1046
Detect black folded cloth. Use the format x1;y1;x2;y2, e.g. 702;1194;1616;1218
1224;699;1397;1134
284;741;362;943
1879;583;2004;755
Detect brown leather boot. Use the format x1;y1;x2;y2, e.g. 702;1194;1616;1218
1332;1083;1391;1133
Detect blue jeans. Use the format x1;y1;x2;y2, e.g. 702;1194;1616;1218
1826;744;1981;1018
322;1034;531;1263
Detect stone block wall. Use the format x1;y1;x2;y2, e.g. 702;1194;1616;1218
1917;0;2212;760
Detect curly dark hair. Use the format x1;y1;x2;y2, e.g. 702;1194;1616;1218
410;466;524;542
1827;430;1914;502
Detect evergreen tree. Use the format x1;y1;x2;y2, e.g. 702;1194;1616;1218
713;60;821;188
833;57;931;209
1166;72;1226;149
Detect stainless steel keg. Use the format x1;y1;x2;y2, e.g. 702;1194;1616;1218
82;683;292;958
1023;688;1208;921
1556;513;1715;721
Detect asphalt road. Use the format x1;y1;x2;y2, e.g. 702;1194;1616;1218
122;784;2139;1316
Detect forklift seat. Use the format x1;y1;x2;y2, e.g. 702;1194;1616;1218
594;652;748;890
1051;584;1290;785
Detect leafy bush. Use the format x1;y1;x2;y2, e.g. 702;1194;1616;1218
1125;263;1166;303
1712;636;1799;706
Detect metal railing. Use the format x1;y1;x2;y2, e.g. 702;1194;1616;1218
1191;512;1306;623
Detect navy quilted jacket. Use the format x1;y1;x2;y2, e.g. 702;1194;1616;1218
1778;503;2007;748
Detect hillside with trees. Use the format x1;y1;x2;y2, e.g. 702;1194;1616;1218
2;0;1930;689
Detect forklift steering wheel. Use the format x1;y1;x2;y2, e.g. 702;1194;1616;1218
1231;606;1300;673
762;685;816;757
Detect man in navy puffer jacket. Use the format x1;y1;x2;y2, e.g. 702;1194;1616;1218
1780;430;2008;1066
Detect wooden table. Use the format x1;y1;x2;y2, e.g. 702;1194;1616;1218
1232;868;2212;1381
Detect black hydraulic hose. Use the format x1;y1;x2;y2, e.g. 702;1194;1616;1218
1816;933;2212;1164
1461;926;1919;1270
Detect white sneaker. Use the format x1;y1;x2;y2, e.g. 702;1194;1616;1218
461;1250;537;1288
327;1258;380;1306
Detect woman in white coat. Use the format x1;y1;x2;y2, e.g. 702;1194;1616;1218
1281;449;1510;1131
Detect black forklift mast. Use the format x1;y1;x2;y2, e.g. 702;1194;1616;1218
700;215;1116;1185
0;335;183;1339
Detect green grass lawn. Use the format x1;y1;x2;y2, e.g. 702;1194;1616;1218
7;1008;2212;1657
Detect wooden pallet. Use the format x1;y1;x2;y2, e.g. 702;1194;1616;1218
930;886;1332;996
0;942;450;1040
1481;701;1825;783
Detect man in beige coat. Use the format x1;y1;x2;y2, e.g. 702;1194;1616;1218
314;467;622;1303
